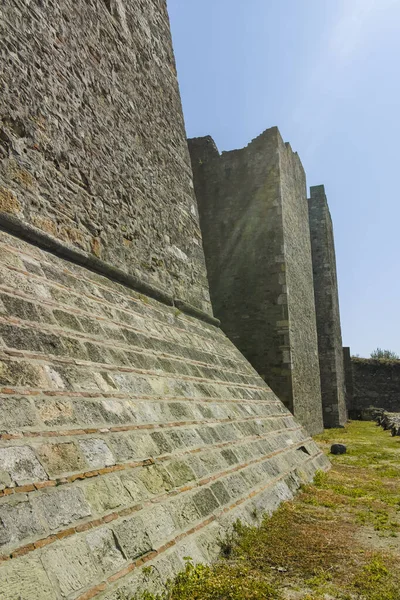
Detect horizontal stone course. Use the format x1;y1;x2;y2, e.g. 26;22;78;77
0;235;230;352
0;437;319;561
0;290;245;374
0;420;301;497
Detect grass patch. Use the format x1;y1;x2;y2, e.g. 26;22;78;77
137;422;400;600
352;556;400;600
140;561;282;600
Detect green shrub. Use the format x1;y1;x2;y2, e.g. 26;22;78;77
370;347;399;360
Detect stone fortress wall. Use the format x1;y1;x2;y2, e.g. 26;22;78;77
0;0;210;312
189;130;346;434
0;231;328;600
343;347;355;413
345;355;400;417
0;2;330;599
308;186;347;427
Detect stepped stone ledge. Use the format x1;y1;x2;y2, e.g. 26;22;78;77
0;228;329;600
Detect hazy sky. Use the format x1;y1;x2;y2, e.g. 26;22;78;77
167;0;400;358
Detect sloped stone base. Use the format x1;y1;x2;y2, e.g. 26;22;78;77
0;230;329;600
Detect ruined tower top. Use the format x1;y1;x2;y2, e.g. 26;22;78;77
310;184;327;198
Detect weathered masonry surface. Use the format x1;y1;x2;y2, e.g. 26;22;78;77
188;129;323;436
0;2;329;599
0;231;328;600
349;357;400;416
343;347;354;412
308;186;346;427
0;0;210;312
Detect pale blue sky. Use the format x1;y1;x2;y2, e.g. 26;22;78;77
168;0;400;358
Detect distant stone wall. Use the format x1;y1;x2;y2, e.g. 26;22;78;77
343;347;354;411
351;358;400;415
188;129;323;435
0;0;210;311
308;186;346;427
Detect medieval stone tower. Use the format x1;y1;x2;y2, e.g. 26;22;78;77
308;185;347;427
0;2;328;599
188;131;325;435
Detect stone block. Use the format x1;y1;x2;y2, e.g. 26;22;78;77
165;460;196;487
0;497;45;548
0;555;56;600
127;432;159;459
210;481;231;506
71;398;105;426
0;396;37;429
86;527;126;574
41;537;100;598
196;451;225;475
106;434;136;463
130;401;163;426
193;488;220;518
84;475;132;514
169;494;201;529
195;524;222;562
150;431;173;454
138;465;174;495
168;402;193;420
0;359;48;389
186;455;211;478
223;473;248;499
167;428;203;450
33;487;92;530
37;442;87;477
142;505;176;546
111;373;154;395
113;515;153;560
34;397;77;427
0;469;12;490
78;438;115;469
0;446;48;485
119;471;150;504
99;398;133;425
174;535;207;565
53;309;83;332
241;465;264;488
0;323;43;353
220;448;239;466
